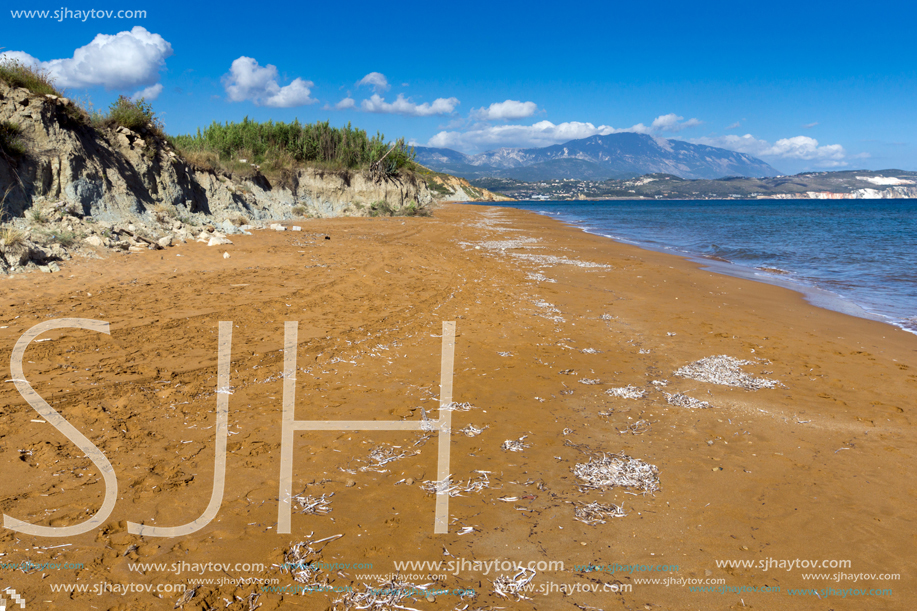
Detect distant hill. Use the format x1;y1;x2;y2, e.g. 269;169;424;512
415;132;781;181
469;170;917;201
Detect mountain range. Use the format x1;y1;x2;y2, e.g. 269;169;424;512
415;132;781;181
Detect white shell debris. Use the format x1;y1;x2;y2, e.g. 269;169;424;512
574;501;627;525
511;253;611;269
333;577;437;609
605;385;646;399
579;378;602;385
293;492;334;515
421;472;491;497
674;355;780;390
493;568;536;601
458;424;487;437
573;452;660;494
360;444;419;472
501;436;530;452
664;392;711;409
437;401;477;412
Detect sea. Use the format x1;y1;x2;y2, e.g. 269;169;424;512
482;199;917;335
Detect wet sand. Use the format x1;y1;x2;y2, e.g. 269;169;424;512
0;203;914;610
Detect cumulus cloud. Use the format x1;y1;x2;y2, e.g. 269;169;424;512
356;72;390;92
0;26;172;90
334;97;355;110
428;120;616;151
764;136;845;161
0;50;41;68
692;134;847;167
131;83;163;101
222;57;316;107
610;113;702;135
361;93;458;117
471;100;538;121
648;113;702;133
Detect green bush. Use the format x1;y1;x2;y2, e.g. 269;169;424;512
101;95;164;138
0;58;61;96
52;229;79;247
0;121;25;158
171;119;415;172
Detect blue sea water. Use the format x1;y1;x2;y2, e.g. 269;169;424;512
484;200;917;334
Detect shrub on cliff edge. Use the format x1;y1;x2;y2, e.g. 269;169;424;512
0;58;61;96
98;96;165;139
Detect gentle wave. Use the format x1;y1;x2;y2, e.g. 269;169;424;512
484;199;917;335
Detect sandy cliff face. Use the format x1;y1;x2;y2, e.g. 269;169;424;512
422;171;513;202
0;82;432;223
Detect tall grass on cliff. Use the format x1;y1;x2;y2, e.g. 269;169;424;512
170;119;415;175
0;57;61;97
0;121;25;159
95;95;165;139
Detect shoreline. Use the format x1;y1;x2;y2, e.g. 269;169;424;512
0;203;914;609
475;199;917;337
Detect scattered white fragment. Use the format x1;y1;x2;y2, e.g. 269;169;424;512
501;436;530;452
574;501;627;525
573;452;660;494
606;385;646;399
664;392;711;409
674;355;781;390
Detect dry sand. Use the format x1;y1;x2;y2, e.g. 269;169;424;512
0;204;914;610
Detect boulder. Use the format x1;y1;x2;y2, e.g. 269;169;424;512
157;235;173;248
207;236;233;247
85;235;104;247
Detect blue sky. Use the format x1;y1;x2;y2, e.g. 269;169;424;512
3;0;916;174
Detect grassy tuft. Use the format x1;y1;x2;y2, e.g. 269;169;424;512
50;229;80;247
0;58;61;96
28;206;48;224
99;96;165;139
0;121;25;158
0;225;26;250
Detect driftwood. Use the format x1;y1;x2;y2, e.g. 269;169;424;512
368;145;399;184
115;227;159;248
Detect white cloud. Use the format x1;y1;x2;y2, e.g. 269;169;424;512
0;26;172;90
645;113;702;133
428;120;615;151
131;83;163;101
693;134;847;167
357;72;390;92
726;121;741;130
471;100;538;121
334;97;355;110
803;122;819;129
608;113;702;135
0;51;41;68
222;57;316;107
361;93;458;117
764;136;845;161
